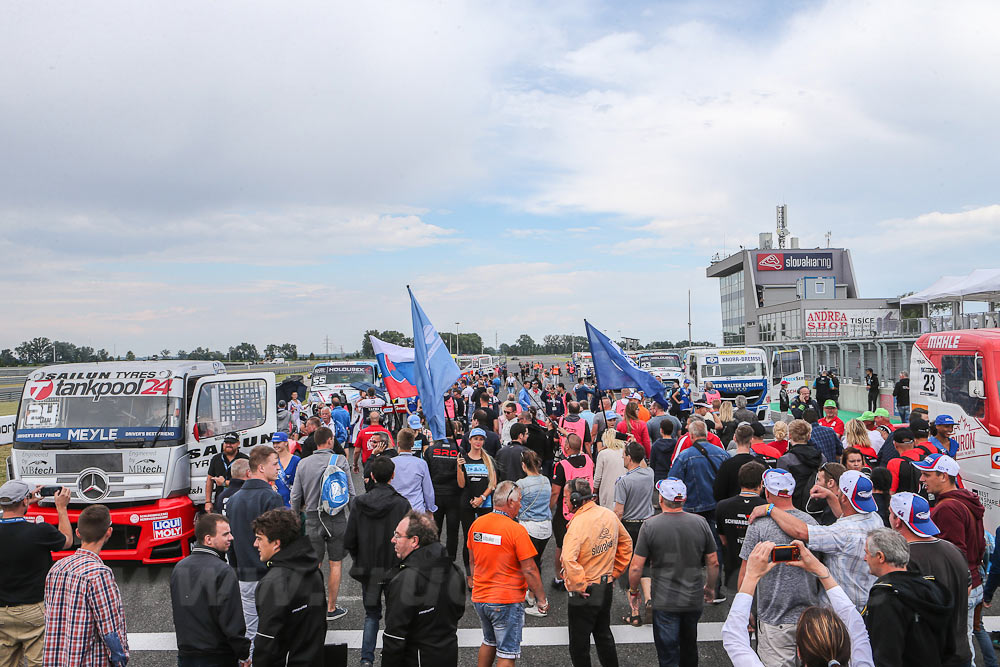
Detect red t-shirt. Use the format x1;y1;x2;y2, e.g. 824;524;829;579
357;425;394;462
818;416;845;437
770;439;789;456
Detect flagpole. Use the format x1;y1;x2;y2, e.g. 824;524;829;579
585;320;617;419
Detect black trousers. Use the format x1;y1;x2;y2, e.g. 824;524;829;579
433;493;461;561
529;534;549;570
459;505;490;574
868;393;879;411
567;582;618;667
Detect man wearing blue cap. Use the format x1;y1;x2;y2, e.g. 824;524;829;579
749;469;883;612
930;415;960;458
890;491;971;667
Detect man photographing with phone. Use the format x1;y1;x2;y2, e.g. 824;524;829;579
0;481;73;666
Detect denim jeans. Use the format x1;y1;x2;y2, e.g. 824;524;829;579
651;609;701;667
473;601;525;660
361;581;385;663
898;405;910;422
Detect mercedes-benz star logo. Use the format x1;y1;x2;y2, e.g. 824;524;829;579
77;468;110;501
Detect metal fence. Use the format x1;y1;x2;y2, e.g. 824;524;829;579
761;337;917;389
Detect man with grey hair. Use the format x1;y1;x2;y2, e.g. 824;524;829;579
733;395;757;424
862;527;955;666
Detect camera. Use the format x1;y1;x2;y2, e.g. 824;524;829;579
771;545;801;562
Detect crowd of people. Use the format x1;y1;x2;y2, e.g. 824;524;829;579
0;360;996;667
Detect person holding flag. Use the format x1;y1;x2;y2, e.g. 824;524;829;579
408;287;462;442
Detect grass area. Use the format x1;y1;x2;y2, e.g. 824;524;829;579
0;401;16;417
0;444;9;485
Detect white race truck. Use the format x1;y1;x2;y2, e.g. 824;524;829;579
6;361;275;563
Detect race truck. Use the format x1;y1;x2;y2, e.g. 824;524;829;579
309;361;380;406
638;351;684;385
909;329;1000;529
6;361;276;563
684;347;770;420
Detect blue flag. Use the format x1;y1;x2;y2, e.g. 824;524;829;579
409;287;461;441
584;320;669;408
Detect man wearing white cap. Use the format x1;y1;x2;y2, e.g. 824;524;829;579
749;469;883;612
889;491;971;667
738;469;822;666
628;478;718;667
914;454;986;663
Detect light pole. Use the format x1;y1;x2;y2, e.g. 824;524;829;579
455;322;461;355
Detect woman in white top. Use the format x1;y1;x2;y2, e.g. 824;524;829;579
722;539;874;667
593;427;629;509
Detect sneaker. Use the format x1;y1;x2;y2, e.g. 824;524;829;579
551;577;565;591
524;604;548;617
327;607;348;621
712;595;727;605
525;591;535;607
360;661;374;667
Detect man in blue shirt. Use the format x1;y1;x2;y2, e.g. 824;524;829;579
388;430;437;513
667;421;729;602
803;408;842;463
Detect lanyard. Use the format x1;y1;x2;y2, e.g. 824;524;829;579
222;455;238;474
277;456;288;484
0;517;26;524
493;509;512;519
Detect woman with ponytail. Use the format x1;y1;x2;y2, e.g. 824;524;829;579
722;539;873;666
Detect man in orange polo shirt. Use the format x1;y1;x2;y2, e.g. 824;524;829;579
468;481;549;666
561;478;633;667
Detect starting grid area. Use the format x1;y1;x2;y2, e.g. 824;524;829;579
127;617;1000;651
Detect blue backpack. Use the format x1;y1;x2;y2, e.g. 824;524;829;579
319;452;350;516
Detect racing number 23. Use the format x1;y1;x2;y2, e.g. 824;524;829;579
923;374;937;394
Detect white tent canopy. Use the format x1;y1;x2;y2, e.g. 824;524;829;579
901;269;1000;305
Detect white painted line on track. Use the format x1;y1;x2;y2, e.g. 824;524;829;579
128;624;725;651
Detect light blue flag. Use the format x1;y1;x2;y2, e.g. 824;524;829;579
584;320;669;408
409;287;461;441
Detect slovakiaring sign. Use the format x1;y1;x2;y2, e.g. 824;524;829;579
805;309;899;338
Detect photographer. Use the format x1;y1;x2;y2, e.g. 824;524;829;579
0;481;72;666
723;539;874;667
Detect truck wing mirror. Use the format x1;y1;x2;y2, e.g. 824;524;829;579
969;380;986;399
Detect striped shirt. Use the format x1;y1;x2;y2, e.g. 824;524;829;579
807;511;884;612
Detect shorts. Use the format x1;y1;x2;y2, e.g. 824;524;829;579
305;511;347;562
474;601;525;660
553;511;568;548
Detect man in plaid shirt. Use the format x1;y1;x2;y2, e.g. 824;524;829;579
43;504;128;667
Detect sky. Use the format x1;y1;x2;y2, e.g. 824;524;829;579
2;0;1000;355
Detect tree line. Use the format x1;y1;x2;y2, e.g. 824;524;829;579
0;337;300;366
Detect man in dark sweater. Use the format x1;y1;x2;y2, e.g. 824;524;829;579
170;513;250;667
713;424;758;502
424;437;462;561
862;528;954;667
345;457;411;667
251;509;325;667
225;445;283;641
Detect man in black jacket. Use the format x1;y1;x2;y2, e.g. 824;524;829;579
775;420;824;512
345;456;412;667
424;437;462;560
170;513;250;667
251;509;325;667
862;527;955;667
383;511;466;667
517;408;551;473
225;445;284;640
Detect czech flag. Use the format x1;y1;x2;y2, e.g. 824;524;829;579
370;335;419;400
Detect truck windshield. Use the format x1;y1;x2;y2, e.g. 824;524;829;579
16;395;184;448
704;362;765;377
312;367;375;386
647;357;681;369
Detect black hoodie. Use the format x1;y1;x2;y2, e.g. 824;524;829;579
776;443;825;512
424;440;462;497
381;541;466;667
344;483;411;585
862;570;955;667
253;537;326;667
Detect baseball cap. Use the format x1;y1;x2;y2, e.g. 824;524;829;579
223;432;240;443
873;408;891;418
934;414;956;426
469;428;487;439
912;453;960;476
911;418;930;437
823;400;837;408
0;480;32;504
780;380;789;385
750;421;767;438
859;411;875;421
271;431;289;443
693;401;710;410
762;468;795;497
629;392;643;400
889;492;940;537
407;414;422;429
656;477;687;501
839;470;877;513
683;379;691;384
604;410;619;420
